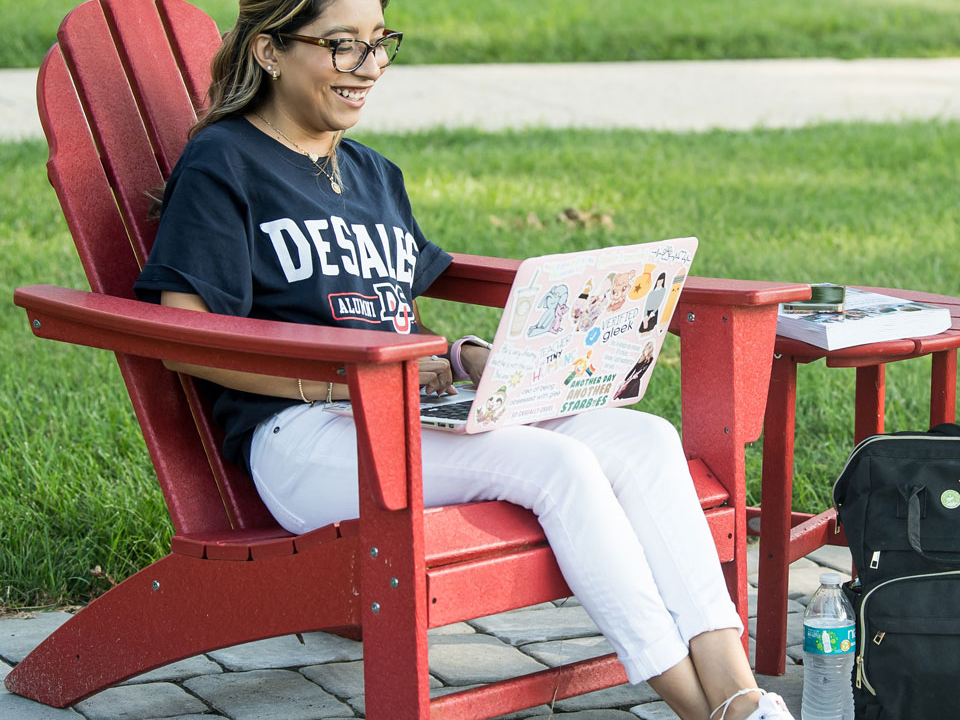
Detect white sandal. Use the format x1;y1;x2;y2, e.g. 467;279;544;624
710;688;796;720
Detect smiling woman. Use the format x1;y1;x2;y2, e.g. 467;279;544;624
127;2;799;717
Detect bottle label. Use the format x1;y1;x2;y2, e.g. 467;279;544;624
803;624;856;654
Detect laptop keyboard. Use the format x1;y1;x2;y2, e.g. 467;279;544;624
420;400;472;421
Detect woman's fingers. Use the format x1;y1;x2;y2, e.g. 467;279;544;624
419;356;456;395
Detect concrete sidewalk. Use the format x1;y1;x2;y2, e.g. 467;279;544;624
0;544;854;720
3;58;960;140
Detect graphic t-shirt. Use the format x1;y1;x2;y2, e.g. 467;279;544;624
135;117;452;467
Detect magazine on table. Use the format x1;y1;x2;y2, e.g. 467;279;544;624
776;286;951;350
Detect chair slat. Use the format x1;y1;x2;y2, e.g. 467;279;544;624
36;46;137;299
38;41;235;536
157;0;221;113
57;0;163;267
102;0;197;175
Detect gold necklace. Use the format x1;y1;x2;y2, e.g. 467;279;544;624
255;112;342;194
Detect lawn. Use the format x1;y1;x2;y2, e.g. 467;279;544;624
1;0;959;68
2;120;958;608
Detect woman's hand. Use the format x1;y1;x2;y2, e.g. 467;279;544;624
419;356;456;396
459;344;490;386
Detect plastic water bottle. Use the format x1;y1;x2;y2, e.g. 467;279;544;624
801;572;856;720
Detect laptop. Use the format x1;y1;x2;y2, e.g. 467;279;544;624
329;237;697;433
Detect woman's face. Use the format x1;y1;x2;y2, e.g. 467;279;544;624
266;0;387;141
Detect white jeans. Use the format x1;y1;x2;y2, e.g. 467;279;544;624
250;404;742;683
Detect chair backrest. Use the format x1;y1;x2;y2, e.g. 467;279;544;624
38;0;278;534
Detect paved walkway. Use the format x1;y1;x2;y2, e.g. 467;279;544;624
0;544;854;720
3;58;960;140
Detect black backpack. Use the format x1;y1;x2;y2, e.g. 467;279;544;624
833;423;960;720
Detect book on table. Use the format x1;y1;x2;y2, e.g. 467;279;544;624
776;286;951;350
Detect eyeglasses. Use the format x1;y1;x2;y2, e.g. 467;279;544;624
278;31;403;73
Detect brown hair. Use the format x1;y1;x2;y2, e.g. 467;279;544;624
193;0;390;137
148;0;390;218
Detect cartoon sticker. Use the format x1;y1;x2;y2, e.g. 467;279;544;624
527;284;570;338
564;351;596;385
629;263;656;301
638;272;668;333
475;386;509;426
607;270;635;312
613;341;656;401
571;277;611;333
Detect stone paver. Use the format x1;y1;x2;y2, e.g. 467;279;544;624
629;701;680;720
0;612;71;663
185;668;353;720
521;635;615;667
470;605;601;645
0;692;84;720
301;659;444;717
428;634;548;686
554;682;660;713
206;631;361;671
529;711;637;720
749;610;805;649
300;659;366;700
75;682;208;720
428;621;476;636
805;545;853;574
120;655;222;685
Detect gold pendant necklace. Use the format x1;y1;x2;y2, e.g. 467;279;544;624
254;112;342;194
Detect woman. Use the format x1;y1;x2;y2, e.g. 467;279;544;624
135;2;795;719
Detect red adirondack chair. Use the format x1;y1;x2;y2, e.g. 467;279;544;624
8;0;809;716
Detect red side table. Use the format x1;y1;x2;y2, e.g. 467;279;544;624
751;287;960;675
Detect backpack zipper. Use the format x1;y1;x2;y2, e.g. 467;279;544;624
855;569;960;695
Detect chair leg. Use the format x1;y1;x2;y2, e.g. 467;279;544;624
358;514;432;720
755;355;797;676
5;545;359;708
854;364;885;443
930;349;958;426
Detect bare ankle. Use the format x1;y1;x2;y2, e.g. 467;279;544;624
726;691;763;720
710;688;763;720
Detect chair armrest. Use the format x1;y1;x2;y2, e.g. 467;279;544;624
15;284;447;515
428;254;810;310
672;279;810;500
679;277;809;307
426;252;521;307
14;284;446;378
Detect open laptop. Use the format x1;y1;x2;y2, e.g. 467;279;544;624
330;237;697;433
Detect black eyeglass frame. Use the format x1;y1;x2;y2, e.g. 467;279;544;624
278;30;403;73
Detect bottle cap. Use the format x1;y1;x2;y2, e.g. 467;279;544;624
820;571;842;585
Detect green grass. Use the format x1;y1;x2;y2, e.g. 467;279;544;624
2;120;960;607
2;0;960;68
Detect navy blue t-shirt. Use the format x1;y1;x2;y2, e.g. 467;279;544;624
135;117;452;467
